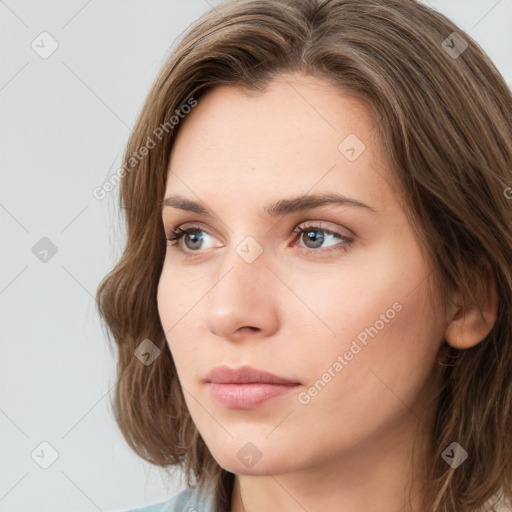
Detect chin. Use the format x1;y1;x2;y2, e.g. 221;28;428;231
210;448;294;476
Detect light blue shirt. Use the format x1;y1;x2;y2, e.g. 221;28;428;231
123;485;512;512
124;486;216;512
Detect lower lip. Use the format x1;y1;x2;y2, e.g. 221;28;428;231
207;382;300;409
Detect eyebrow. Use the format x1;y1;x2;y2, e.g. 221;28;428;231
161;192;376;217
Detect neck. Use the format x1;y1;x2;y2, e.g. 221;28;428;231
230;409;435;512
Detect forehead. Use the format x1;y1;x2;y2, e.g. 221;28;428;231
165;72;396;213
170;73;378;157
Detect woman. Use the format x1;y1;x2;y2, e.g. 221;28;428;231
96;0;512;511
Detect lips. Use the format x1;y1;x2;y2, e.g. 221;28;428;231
204;365;301;409
204;365;300;385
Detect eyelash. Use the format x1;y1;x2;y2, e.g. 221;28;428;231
165;223;353;257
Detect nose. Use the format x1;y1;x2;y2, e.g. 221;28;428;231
202;242;279;343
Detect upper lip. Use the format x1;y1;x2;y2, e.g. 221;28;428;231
205;365;300;385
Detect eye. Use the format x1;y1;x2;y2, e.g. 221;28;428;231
165;225;220;252
165;222;353;256
291;223;353;255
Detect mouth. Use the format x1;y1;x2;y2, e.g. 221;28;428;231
204;365;301;409
207;382;300;409
204;364;300;385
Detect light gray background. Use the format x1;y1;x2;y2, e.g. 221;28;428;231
1;1;511;511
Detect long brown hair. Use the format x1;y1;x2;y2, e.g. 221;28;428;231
95;1;512;510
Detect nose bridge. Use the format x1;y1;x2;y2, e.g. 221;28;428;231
203;233;275;338
212;233;268;303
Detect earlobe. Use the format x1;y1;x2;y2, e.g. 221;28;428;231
444;262;499;350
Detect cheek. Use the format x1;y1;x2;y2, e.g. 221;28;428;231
285;241;424;342
289;283;442;451
156;268;197;366
290;238;441;387
156;262;205;331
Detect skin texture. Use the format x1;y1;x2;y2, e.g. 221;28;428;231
157;72;498;512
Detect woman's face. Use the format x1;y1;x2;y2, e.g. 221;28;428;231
157;72;447;476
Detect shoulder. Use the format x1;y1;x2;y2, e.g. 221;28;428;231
122;485;216;512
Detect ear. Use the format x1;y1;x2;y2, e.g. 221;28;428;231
444;260;499;349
